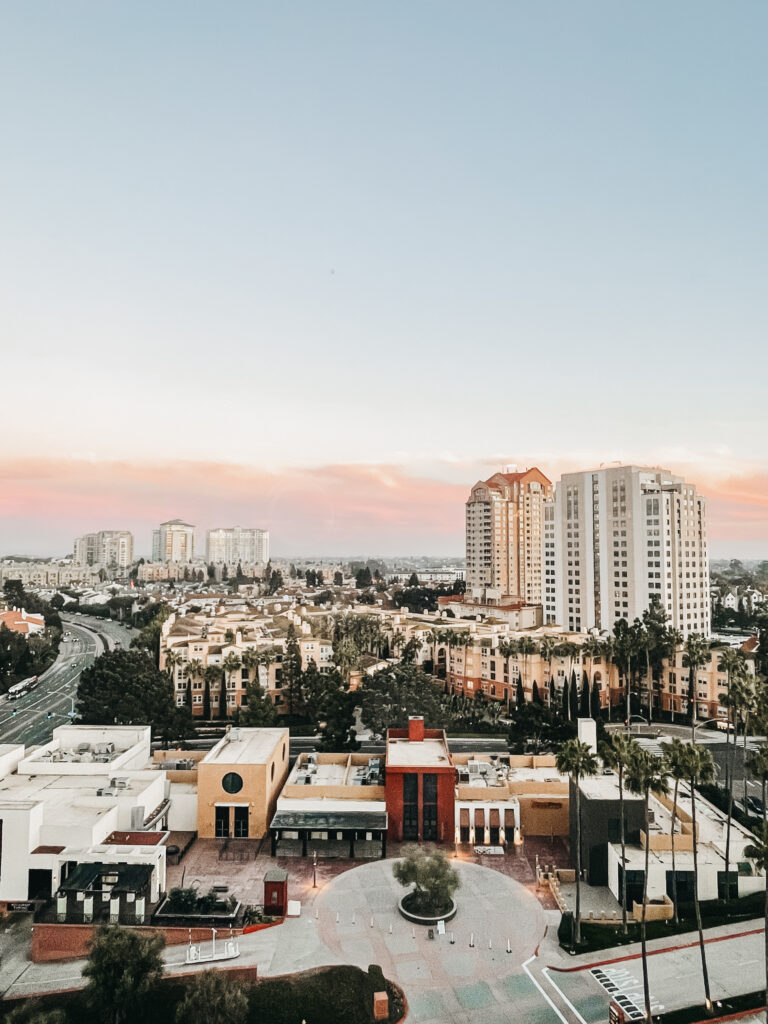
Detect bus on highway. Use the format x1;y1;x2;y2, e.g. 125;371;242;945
7;676;39;700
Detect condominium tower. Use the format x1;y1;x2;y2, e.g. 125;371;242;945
73;531;134;570
543;465;710;637
152;520;195;563
205;527;269;566
465;467;553;606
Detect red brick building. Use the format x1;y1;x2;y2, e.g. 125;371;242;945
384;717;455;843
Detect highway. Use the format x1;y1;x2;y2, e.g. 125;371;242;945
0;614;133;749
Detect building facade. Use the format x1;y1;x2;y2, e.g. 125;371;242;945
544;466;710;637
465;467;552;606
152;520;195;563
73;531;134;570
205;527;269;567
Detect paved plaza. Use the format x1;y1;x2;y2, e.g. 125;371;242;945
2;852;766;1024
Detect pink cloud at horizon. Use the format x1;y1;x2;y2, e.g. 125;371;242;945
1;457;767;558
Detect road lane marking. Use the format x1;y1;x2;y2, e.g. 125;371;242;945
523;955;569;1024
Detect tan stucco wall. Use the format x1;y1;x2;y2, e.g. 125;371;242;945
196;731;290;839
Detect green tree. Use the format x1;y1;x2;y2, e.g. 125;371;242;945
283;626;303;716
600;734;639;934
174;969;248;1024
240;679;278;726
393;847;460;916
333;571;343;586
77;650;174;729
683;634;710;741
556;739;599;946
82;925;165;1024
3;1000;66;1024
408;572;420;587
624;750;668;1024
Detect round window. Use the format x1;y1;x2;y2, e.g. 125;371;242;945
222;772;243;794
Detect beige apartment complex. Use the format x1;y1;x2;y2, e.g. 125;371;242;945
544;466;710;638
152;520;195;563
465;467;552;607
206;527;269;566
73;531;134;570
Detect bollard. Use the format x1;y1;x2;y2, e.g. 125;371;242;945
351;913;355;925
489;939;492;949
389;922;393;934
450;932;455;944
336;912;340;923
370;915;374;927
314;907;319;919
469;932;475;948
506;939;511;954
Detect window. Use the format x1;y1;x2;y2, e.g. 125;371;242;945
222;772;243;794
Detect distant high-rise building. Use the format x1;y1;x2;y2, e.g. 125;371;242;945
465;467;552;606
543;465;710;637
153;520;195;563
205;527;269;566
73;531;134;570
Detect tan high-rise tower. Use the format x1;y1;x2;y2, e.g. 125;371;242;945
465;467;552;606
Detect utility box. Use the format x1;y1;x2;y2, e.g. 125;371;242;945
373;991;389;1021
263;868;288;917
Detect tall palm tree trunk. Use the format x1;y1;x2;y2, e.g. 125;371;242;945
646;650;653;725
743;712;751;814
690;780;713;1011
620;767;628;935
725;705;736;900
641;788;652;1023
574;781;582;946
671;777;680;926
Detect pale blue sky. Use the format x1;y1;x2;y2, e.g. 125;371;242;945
1;2;767;555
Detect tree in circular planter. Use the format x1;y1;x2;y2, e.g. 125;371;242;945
393;846;460;918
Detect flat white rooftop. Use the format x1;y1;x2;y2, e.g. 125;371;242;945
203;728;286;766
386;737;451;769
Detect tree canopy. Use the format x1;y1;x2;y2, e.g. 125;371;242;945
77;649;174;728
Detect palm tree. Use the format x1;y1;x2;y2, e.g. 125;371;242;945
679;743;717;1015
539;635;558;705
661;738;689;926
624;750;668;1024
518;637;538;701
743;822;768;1024
600;733;639;934
665;627;684;723
164;649;183;685
730;667;757;812
717;647;743;792
498;638;519;709
556;739;599;946
683;634;710;742
601;636;615;722
746;745;768;825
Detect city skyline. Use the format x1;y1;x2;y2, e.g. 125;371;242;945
1;453;766;560
2;3;767;558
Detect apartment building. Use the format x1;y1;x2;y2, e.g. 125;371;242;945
73;531;134;570
465;467;552;606
206;527;269;566
152;520;195;563
544;466;710;637
0;562;102;588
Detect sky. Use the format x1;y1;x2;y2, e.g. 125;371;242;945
1;1;766;558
